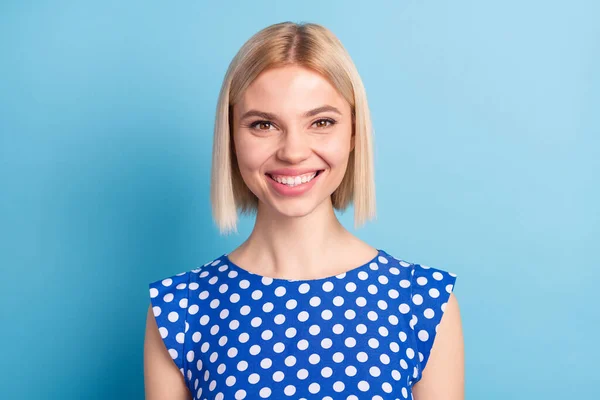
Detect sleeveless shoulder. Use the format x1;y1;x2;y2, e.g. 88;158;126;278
407;261;457;384
148;270;192;376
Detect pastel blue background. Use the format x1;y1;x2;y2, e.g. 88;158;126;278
1;1;598;398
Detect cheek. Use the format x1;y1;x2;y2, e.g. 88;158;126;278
317;135;353;167
234;135;270;175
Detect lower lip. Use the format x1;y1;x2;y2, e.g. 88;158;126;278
266;172;322;197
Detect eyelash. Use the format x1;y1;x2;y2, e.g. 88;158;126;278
248;118;337;131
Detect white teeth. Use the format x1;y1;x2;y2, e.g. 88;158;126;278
271;172;318;187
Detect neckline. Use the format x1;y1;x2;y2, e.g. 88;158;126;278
221;249;386;283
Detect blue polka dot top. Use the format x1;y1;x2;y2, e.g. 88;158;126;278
148;249;457;400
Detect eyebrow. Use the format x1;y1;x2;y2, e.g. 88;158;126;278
240;105;342;121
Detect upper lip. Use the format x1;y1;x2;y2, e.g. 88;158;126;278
265;168;324;176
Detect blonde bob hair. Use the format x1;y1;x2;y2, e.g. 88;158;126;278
211;21;376;234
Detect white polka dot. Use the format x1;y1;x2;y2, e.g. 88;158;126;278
418;330;430;341
298;283;310;294
321;367;333;378
149;288;158;298
235;389;246;399
236;304;249;316
358;380;370;391
345;365;357;376
382;382;393;393
400;279;411;288
263;302;274;312
158;327;168;338
424;308;435;319
260;358;271;368
162;278;172;287
248;373;260;384
406;348;415;359
285;355;296;366
356;352;368;362
309;325;320;335
309;296;321;307
333;381;345;392
345;309;356;319
332;352;344;362
446;284;454;293
309;353;320;364
286;299;297;309
285;327;296;338
259;387;271;398
261;329;273;340
249;344;261;355
296;369;308;380
345;282;356;292
297;339;309;350
322;281;334;292
399;303;410;314
412;294;423;305
251;290;263;300
321;309;333;320
284;385;296;395
429;288;440;298
378;255;388;264
345;337;356;347
297;311;309;322
168;311;179;322
274;314;285;324
332;324;344;334
274;286;286;296
433;271;444;280
239;279;250;289
273;342;285;353
152;306;161;317
369;366;381;377
186;350;195;362
356;297;367;307
333;296;344;306
358;271;369;280
308;382;320;393
417;276;428;285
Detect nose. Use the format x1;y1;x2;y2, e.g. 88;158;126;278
276;128;311;164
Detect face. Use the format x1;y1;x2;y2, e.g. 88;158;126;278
232;65;355;219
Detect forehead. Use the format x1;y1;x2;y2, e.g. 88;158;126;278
236;65;349;116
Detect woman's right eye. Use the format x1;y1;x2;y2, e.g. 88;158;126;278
250;121;273;131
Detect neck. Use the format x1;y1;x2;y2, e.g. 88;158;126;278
235;198;354;279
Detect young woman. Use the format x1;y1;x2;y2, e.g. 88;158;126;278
144;21;464;400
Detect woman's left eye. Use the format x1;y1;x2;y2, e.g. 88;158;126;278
313;118;336;128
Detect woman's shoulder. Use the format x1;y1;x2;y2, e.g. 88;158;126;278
148;253;228;289
378;249;458;281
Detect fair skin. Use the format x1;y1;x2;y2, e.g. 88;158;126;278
144;65;464;399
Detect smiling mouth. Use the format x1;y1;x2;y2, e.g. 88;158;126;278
265;170;324;187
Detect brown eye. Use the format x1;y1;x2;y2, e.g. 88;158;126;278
249;121;274;131
313;118;335;129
